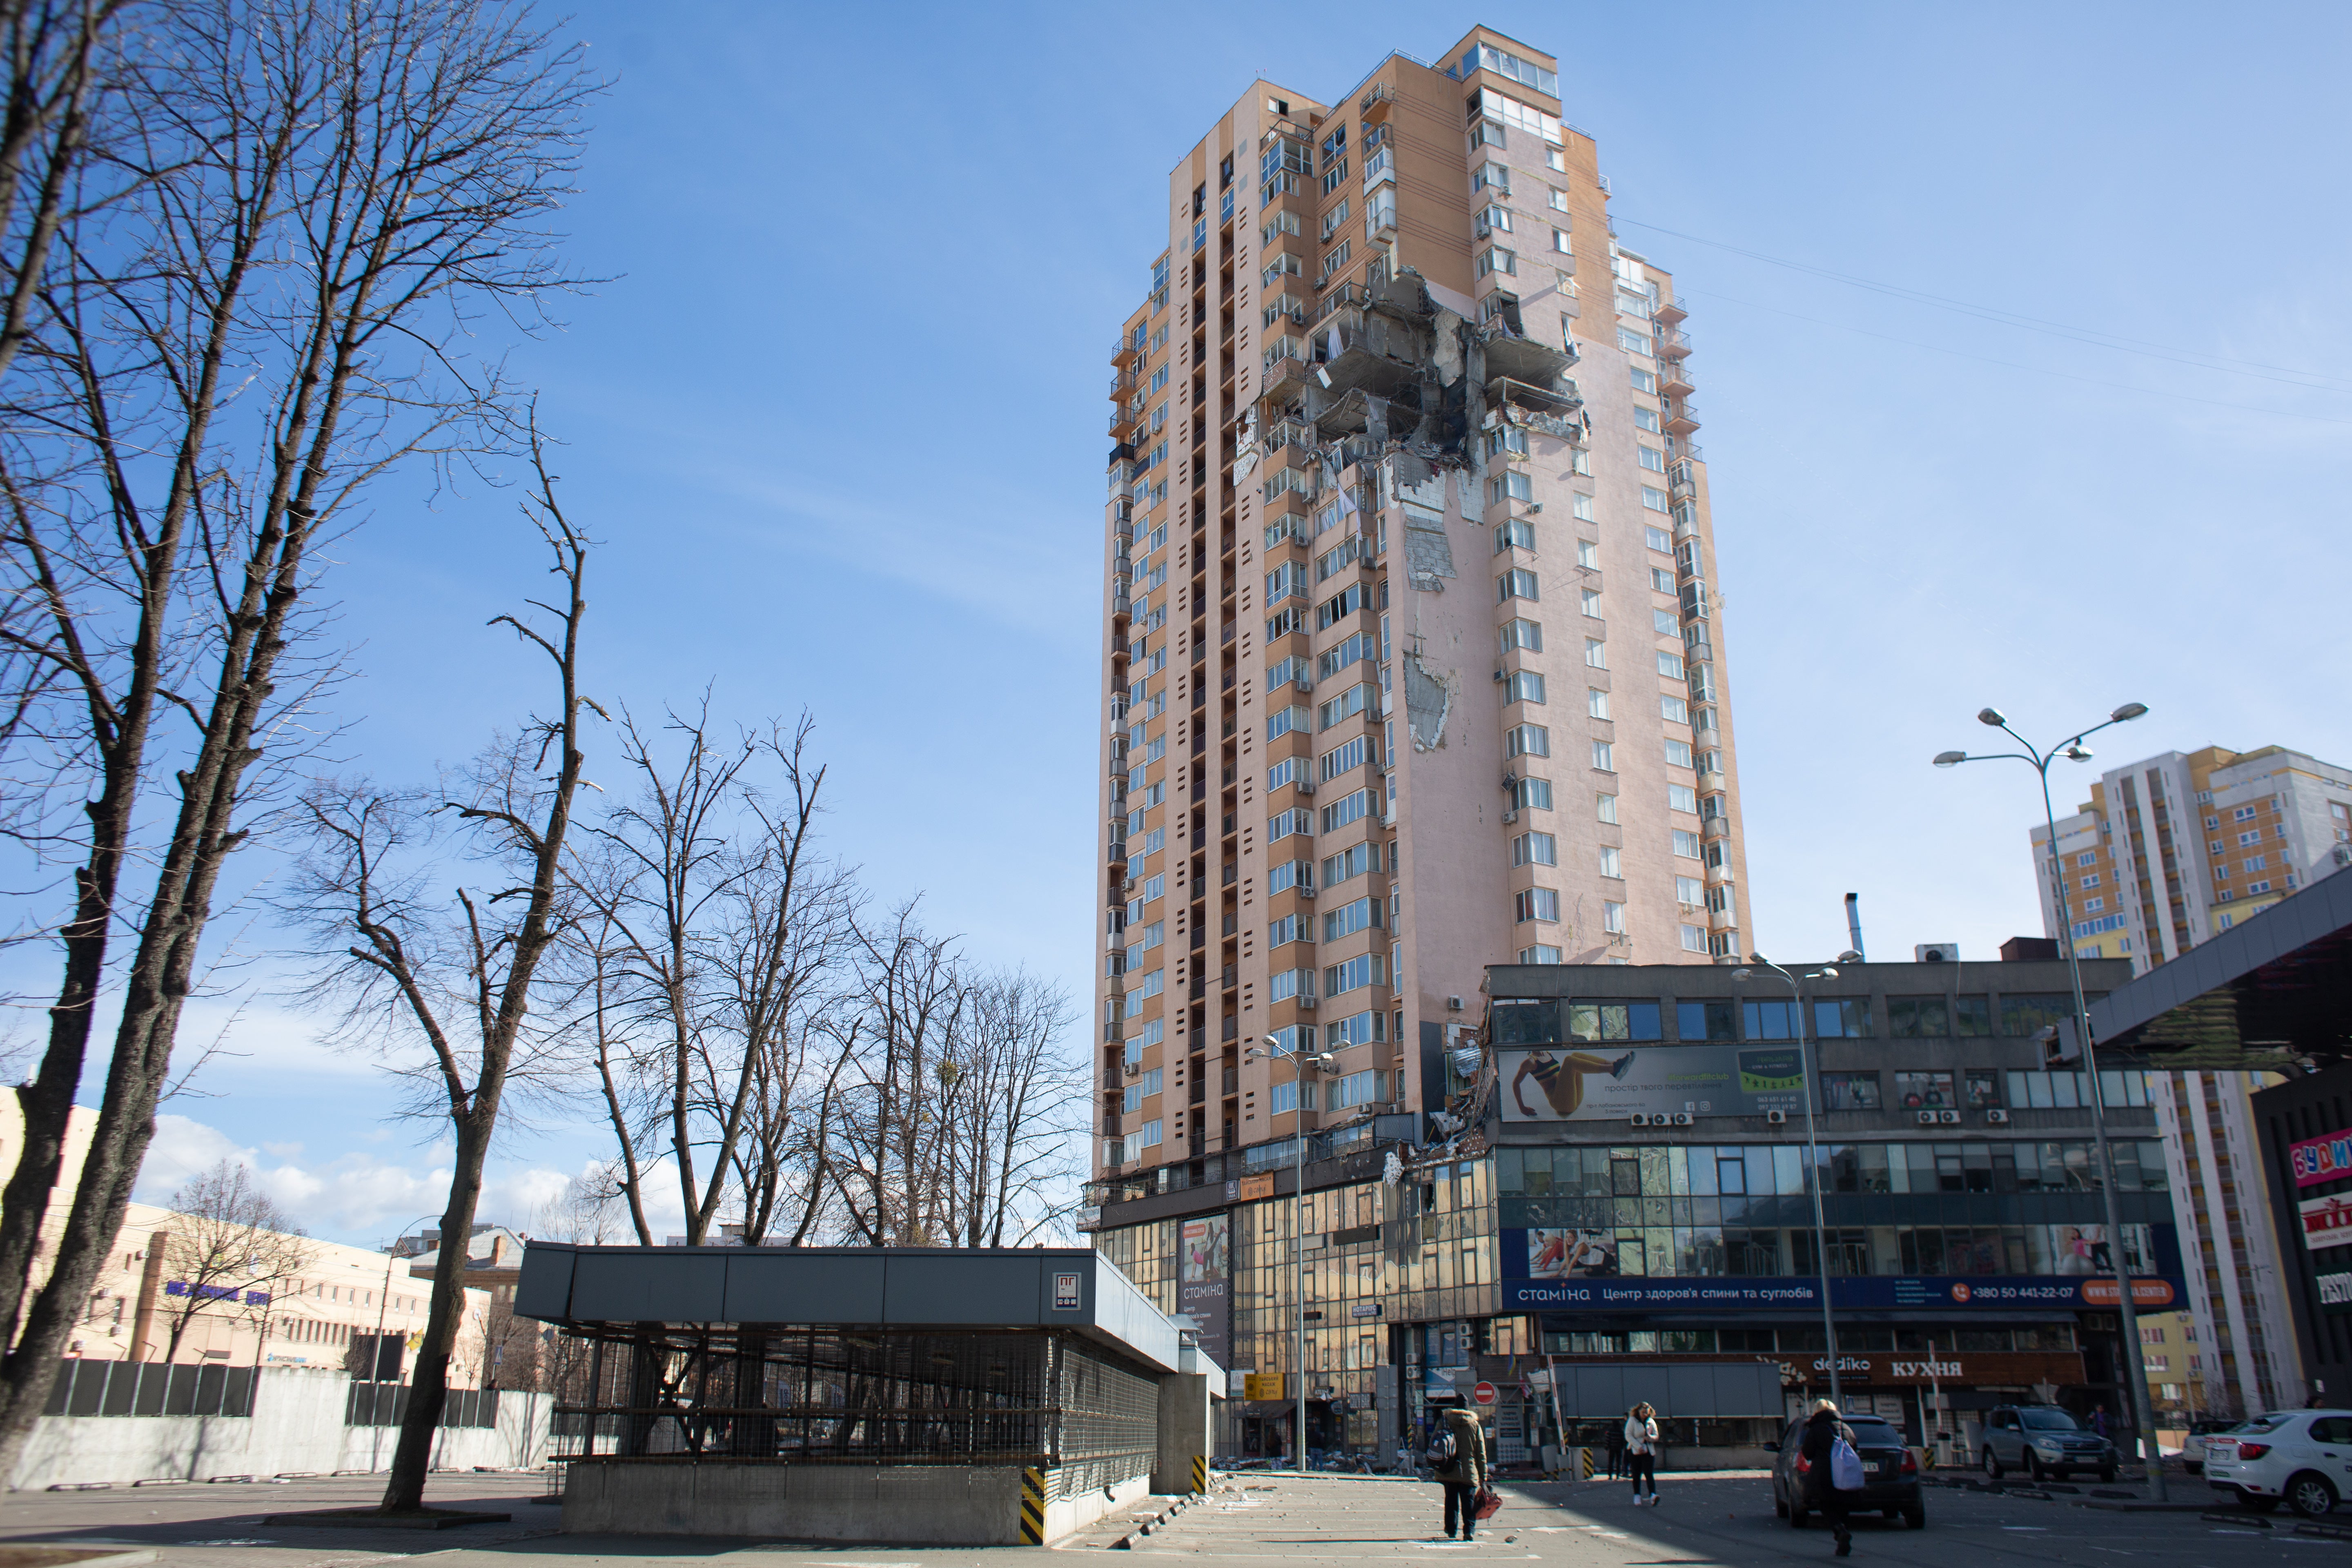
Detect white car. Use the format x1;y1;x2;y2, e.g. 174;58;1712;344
2205;1411;2352;1517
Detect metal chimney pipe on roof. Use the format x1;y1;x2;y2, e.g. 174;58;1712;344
1844;893;1866;961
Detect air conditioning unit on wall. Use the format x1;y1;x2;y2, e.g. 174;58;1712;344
1986;1108;2011;1125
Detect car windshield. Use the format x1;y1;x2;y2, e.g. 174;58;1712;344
2020;1409;2080;1431
1847;1420;1900;1443
2237;1414;2292;1434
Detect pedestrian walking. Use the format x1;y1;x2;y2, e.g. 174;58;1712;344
1428;1405;1489;1541
1624;1402;1661;1505
1798;1398;1859;1557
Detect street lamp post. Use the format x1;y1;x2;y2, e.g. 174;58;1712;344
1250;1033;1334;1472
370;1214;444;1470
1734;958;1844;1408
1935;700;2166;1500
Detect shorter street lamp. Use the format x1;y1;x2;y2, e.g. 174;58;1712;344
1246;1033;1334;1471
1733;958;1844;1406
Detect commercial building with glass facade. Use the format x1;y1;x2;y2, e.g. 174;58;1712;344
1087;947;2187;1462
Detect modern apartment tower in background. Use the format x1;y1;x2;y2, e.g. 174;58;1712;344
2029;743;2352;1419
1095;27;1750;1193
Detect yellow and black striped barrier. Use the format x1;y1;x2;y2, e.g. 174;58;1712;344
1192;1454;1207;1494
1579;1445;1597;1480
1020;1467;1047;1546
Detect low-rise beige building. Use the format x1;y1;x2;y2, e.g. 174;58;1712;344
5;1101;490;1379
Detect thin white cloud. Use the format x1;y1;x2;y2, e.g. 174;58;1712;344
133;1113;644;1248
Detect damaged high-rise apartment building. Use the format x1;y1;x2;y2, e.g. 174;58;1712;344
1089;28;1753;1408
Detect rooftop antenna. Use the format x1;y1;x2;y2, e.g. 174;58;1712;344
1844;892;1866;962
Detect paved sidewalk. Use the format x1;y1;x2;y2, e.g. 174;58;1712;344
0;1466;2321;1568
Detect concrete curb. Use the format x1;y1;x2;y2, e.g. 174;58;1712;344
1107;1493;1196;1550
258;1509;512;1530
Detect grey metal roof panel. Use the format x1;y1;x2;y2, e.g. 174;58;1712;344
514;1245;1180;1372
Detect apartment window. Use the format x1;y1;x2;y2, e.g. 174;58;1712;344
1602;901;1625;934
2237;831;2260;846
1657;650;1685;679
1680;924;1706;952
2235;804;2259;822
1638;445;1666;472
1668;783;1698;813
1649;566;1675;592
1630;366;1657;393
1546;187;1569;212
1322;895;1383;942
1590;739;1614;772
1520;944;1563;964
1544;145;1564;170
1477;246;1518;278
1587;688;1609;719
1617;326;1650;356
1472;160;1511;194
1499;617;1543;651
1672;828;1700;858
1598;845;1621;878
1323;952;1387;998
1515;887;1560;923
1597;792;1618;824
1551;227;1572;254
1633;406;1661;434
1664;739;1693;767
1475;202;1512;235
1495;517;1536;552
1576;538;1599;568
1580;588;1603;617
1640;487;1669;512
1512;831;1558;866
1506;723;1550;757
1661;694;1689;723
2080;872;2101;887
1644;525;1672;552
1573;494;1595;521
1512;777;1554;811
1321;735;1369;780
1269;968;1313;1003
1490;470;1533;505
1507;670;1546;703
1584;638;1607;668
1269;914;1301;948
1317;682;1373;730
1653;609;1678;636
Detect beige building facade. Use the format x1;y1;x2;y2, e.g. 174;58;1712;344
4;1101;490;1381
2028;744;2352;1419
1094;27;1750;1198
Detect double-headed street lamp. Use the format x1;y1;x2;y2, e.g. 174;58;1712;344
1935;700;2166;1500
1733;958;1844;1407
1248;1032;1334;1471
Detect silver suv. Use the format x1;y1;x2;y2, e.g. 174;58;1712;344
1979;1404;2119;1483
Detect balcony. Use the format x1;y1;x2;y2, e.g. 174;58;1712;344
1359;81;1396;118
1665;401;1699;435
1660;358;1693;396
1698;769;1726;794
1666;437;1705;465
1655;327;1693;359
1653;297;1687;326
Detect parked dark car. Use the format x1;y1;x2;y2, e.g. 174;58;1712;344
1768;1413;1924;1529
1979;1404;2119;1482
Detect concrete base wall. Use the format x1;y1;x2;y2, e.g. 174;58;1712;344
1152;1372;1211;1495
7;1367;550;1491
561;1461;1149;1546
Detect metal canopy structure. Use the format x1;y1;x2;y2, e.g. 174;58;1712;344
515;1244;1179;1372
514;1245;1182;1481
2089;870;2352;1069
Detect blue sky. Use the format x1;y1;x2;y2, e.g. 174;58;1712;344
83;1;2352;1244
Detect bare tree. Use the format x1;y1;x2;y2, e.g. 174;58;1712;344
568;709;859;1246
0;0;595;1483
942;970;1082;1248
280;448;595;1513
827;904;967;1246
151;1158;314;1363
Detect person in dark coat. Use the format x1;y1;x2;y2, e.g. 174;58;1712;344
1430;1405;1489;1541
1797;1398;1856;1557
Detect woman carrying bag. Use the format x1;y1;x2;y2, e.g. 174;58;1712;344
1624;1402;1662;1506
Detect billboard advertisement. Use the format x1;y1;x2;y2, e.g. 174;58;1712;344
1178;1212;1232;1371
2293;1130;2352;1188
2303;1193;2352;1252
1499;1045;1806;1123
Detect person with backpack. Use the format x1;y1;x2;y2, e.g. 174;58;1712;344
1624;1402;1662;1505
1428;1405;1489;1541
1798;1398;1862;1557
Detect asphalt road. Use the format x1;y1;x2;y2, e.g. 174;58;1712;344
0;1467;2334;1568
